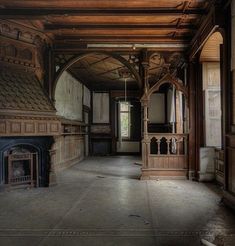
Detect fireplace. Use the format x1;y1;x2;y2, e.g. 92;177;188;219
7;147;38;187
0;67;61;189
0;137;54;189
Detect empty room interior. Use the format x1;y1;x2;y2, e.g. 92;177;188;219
1;0;235;245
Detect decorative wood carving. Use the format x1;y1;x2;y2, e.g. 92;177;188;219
140;72;188;179
141;73;188;101
0;20;52;83
0;118;60;137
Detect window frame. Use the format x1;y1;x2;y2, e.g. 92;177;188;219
119;101;131;139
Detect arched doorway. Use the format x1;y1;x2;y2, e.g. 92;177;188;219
51;52;142;171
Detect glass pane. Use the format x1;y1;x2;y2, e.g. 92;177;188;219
121;112;129;137
120;102;129;111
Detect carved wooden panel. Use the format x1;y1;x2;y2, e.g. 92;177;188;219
10;122;21;134
0;121;6;134
38;123;47;133
149;156;187;169
50;123;59;133
0;118;61;136
25;122;35;133
0;36;35;68
52;135;84;172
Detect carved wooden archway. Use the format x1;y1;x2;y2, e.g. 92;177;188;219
140;73;189;180
52;51;142;100
141;73;188;102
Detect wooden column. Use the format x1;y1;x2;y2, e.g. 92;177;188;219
141;50;150;170
141;99;150;169
188;61;197;180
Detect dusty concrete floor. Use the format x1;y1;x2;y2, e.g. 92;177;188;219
0;156;235;246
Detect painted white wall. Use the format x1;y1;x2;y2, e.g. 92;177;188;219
55;71;83;121
149;93;165;123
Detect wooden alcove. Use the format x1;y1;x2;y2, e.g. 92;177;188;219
140;73;189;180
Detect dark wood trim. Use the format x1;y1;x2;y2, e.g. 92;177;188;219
0;9;207;17
188;61;197;178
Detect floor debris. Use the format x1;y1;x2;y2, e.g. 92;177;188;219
129;214;150;225
201;239;216;246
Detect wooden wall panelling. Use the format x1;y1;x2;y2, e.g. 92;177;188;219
0;117;61;137
224;1;234;201
52;135;84;172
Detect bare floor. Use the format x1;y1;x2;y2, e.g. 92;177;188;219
0;156;235;246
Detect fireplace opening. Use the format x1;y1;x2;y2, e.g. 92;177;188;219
4;146;38;188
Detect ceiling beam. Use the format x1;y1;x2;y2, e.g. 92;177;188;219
54;35;191;43
0;8;207;18
55;32;192;39
48;28;193;36
0;0;207;8
44;24;196;30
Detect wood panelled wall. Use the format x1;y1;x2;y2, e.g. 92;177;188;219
51;135;84;172
226;0;235;199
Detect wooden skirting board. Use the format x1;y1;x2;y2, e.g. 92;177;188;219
140;168;188;180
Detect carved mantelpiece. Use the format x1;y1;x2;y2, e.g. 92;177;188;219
0;113;60;137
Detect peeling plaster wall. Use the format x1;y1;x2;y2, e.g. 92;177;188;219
55;71;83;121
52;71;91;172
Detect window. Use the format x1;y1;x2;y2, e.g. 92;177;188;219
203;62;222;147
120;102;131;138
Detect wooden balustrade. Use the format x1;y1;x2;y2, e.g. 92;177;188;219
148;133;188;156
141;133;189;179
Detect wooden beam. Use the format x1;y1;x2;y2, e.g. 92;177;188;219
54;34;192;39
0;0;206;9
49;28;193;36
0;9;207;18
44;24;196;30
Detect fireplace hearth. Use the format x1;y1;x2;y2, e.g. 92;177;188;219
0;137;54;189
